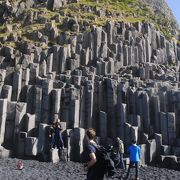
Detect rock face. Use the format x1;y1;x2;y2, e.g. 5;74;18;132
0;0;180;170
143;0;179;29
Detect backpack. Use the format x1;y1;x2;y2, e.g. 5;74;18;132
92;145;116;177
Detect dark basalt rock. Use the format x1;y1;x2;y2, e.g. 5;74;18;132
0;0;180;171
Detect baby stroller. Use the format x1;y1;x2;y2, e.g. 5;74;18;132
109;147;120;168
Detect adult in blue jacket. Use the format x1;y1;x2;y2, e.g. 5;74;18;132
125;139;141;180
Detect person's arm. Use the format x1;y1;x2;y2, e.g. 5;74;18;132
122;143;124;153
128;146;130;154
138;146;141;159
87;152;97;168
49;128;52;137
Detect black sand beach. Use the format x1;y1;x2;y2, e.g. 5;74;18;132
0;158;180;180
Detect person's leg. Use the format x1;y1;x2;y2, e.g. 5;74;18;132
54;136;59;149
87;167;97;180
59;132;64;149
135;162;139;179
96;161;105;179
97;172;104;180
52;134;55;148
120;153;125;169
57;138;61;149
87;168;93;180
125;161;133;178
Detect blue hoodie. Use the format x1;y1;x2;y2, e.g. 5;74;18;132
128;144;141;162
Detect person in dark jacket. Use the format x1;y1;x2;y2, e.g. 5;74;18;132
49;122;64;149
85;128;104;180
125;139;141;180
54;122;64;149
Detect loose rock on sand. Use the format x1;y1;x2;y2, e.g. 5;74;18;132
0;158;180;180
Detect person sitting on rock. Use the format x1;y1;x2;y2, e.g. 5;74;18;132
53;121;64;150
49;121;64;150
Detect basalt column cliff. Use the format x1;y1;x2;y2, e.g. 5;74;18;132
0;0;180;169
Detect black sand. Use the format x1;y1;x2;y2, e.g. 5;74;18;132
0;158;180;180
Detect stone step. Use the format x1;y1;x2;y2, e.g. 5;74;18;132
49;148;67;163
177;157;180;162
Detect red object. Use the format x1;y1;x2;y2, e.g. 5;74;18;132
16;161;24;170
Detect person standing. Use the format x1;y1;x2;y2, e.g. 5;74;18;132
54;122;64;149
49;121;64;150
116;137;125;169
85;128;104;180
125;139;141;180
